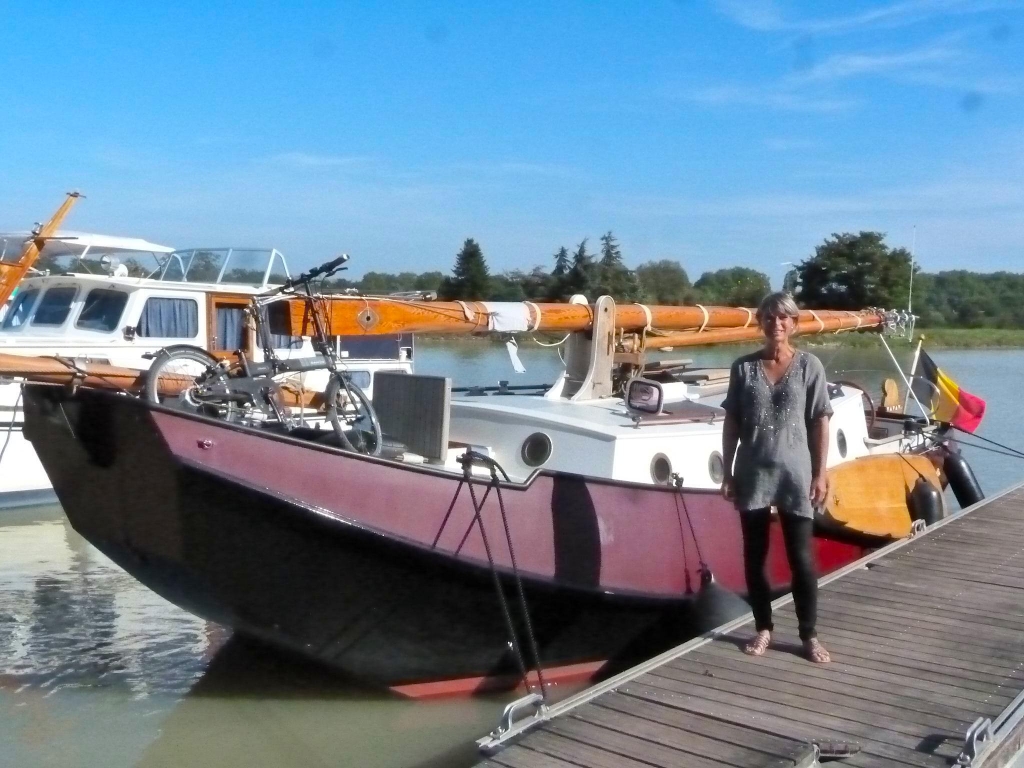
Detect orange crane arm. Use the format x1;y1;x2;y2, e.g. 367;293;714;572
0;192;83;307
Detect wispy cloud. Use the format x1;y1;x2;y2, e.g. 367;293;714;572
713;0;1021;36
267;152;374;168
687;84;858;112
763;137;820;152
793;44;962;83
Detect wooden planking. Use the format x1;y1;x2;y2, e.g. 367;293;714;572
477;485;1024;767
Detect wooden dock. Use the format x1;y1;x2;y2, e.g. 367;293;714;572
476;482;1024;768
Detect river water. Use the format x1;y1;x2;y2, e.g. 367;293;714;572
1;343;1021;767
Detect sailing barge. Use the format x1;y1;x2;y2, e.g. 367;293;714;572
8;267;982;690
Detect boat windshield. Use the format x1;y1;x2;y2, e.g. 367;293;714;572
156;248;291;287
0;289;40;330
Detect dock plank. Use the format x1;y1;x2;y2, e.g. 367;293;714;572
476;483;1024;767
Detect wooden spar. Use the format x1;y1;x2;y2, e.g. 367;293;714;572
0;354;319;407
632;311;883;349
0;192;83;306
271;296;884;338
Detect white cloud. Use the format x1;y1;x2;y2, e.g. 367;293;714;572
793;44;962;83
687;84;858;112
267;152;374;168
713;0;1022;36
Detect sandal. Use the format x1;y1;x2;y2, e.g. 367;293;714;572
744;630;771;656
804;638;831;663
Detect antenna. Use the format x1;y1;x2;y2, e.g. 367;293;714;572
907;225;916;314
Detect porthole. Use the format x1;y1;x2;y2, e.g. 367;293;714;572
708;451;725;484
651;454;673;485
837;428;848;458
521;432;552;467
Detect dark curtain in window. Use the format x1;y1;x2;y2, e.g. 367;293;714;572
215;306;245;351
138;298;199;338
258;306;302;350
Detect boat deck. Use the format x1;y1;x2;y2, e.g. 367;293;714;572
476;482;1024;768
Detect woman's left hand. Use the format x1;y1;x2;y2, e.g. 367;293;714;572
809;473;829;508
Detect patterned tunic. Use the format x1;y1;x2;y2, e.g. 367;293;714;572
722;349;833;518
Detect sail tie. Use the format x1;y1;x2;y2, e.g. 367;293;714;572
695;304;710;333
810;310;825;332
524;301;542;332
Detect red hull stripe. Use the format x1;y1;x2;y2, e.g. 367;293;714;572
390;660;606;699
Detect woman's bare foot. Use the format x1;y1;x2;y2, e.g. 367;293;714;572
804;637;831;663
744;630;771;656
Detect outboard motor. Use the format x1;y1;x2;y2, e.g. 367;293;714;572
909;476;943;526
944;450;984;509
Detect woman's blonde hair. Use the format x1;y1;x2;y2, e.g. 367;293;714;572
756;292;800;322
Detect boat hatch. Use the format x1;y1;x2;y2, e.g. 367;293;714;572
157;248;290;288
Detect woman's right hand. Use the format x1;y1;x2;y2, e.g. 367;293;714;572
721;474;735;500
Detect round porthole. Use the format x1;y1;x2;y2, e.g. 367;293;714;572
521;432;552;467
708;451;725;484
651;454;672;485
837;429;848;458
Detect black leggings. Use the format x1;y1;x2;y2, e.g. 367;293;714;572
739;510;818;641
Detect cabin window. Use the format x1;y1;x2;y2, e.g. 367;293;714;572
214;306;246;351
76;289;129;332
347;370;371;389
1;289;40;329
138;297;199;338
31;287;78;326
257;306;302;350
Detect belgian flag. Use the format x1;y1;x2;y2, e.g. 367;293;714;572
911;350;986;433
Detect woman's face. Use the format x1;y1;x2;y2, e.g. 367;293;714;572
760;311;796;343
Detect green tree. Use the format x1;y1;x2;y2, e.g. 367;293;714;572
636;260;692;305
552;246;570;276
438;238;490;300
593;231;643;302
563;238;596;298
796;232;914;310
694;267;771;307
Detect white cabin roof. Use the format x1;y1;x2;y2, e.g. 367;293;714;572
0;231;174;260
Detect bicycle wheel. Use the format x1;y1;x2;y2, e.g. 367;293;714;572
325;374;383;456
144;347;236;420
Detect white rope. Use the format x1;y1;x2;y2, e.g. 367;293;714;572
635;303;653;331
742;308;754;328
524;301;542;332
534;333;570;347
695;304;710;333
809;310;825;332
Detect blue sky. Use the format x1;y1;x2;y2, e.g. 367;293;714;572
1;0;1021;286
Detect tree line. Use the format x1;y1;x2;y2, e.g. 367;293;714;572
32;232;1019;329
323;230;1020;328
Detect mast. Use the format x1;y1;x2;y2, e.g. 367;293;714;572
0;192;84;307
270;296;886;339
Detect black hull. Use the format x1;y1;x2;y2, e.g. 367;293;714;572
23;386;746;686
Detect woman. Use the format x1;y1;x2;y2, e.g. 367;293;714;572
721;292;832;663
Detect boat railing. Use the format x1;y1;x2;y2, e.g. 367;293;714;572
155;248;291;287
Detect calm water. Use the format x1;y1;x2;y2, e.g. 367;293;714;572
2;342;1021;767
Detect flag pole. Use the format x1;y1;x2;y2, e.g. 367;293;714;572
902;334;924;412
879;334;930;424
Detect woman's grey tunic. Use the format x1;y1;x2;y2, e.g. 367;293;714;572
722;349;833;518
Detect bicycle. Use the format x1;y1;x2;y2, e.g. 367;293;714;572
143;255;383;456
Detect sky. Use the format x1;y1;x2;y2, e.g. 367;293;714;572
1;0;1022;286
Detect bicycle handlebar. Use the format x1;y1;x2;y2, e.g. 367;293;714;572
284;253;349;289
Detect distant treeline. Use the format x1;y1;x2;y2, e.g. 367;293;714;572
35;232;1019;329
322;231;1022;329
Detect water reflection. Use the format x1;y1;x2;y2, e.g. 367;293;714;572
0;506;508;768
